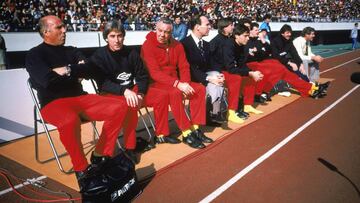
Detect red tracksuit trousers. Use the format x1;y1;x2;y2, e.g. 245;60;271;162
248;59;312;97
104;85;170;147
151;82;206;132
223;71;242;110
40;94;128;172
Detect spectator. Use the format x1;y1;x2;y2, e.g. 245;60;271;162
259;14;272;40
350;22;358;50
172;15;187;41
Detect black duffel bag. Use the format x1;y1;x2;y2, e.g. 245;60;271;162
81;152;142;203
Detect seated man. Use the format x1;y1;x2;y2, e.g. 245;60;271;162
228;24;265;115
181;14;226;127
293;27;324;83
25;15;129;193
244;22;329;100
83;20;170;162
210;18;255;124
271;24;310;82
141;17;207;149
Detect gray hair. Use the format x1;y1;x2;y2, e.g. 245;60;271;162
103;20;126;40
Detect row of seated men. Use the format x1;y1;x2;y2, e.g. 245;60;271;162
25;15;329;194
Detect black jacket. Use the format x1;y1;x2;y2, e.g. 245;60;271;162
26;43;93;108
271;35;302;67
245;37;272;62
181;35;211;85
210;33;250;76
89;46;149;96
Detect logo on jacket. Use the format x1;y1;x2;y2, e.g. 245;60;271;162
117;72;132;85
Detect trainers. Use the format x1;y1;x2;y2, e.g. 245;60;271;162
254;95;266;104
311;81;330;99
261;92;272;101
228;110;245;124
244;105;263;114
155;136;181;144
195;129;213;143
182;131;205;149
236;109;249;120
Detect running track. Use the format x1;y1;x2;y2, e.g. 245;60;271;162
0;50;359;203
135;50;360;203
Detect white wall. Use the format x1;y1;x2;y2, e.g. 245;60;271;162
2;22;355;52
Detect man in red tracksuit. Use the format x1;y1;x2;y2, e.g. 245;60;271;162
141;17;207;149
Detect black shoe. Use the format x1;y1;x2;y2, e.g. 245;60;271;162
155;136;181;144
254;95;266;103
182;131;206;149
125;150;139;164
236;109;249;119
75;165;108;194
311;81;330;99
195;129;213;143
261;92;272;101
319;81;330;93
143;143;156;152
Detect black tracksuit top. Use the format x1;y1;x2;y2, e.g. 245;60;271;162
89;46;149;96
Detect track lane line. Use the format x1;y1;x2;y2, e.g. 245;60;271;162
320;57;360;74
0;175;47;196
199;85;360;203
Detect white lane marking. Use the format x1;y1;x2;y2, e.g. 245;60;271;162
321;57;360;74
0;175;47;196
325;50;354;59
199;85;360;203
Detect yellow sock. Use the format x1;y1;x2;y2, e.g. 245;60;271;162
244;105;263;114
308;84;319;95
192;124;199;130
182;129;192;137
227;109;244;124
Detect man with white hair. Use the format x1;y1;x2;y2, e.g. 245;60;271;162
141;17;207;149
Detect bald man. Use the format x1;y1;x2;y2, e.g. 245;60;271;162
25;15;129;193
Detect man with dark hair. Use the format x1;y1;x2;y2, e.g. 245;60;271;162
25;15;129;193
245;22;330;100
210;18;250;123
141;17;207;149
181;14;226;128
271;24;310;82
226;24;265;114
293;26;324;83
172;15;187;41
81;20;169;161
259;14;271;40
350;22;358;50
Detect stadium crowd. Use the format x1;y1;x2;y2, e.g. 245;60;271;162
1;0;359;32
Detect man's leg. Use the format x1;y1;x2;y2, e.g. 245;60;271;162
188;82;206;126
144;87;170;136
79;94;128;158
40;96;89;172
